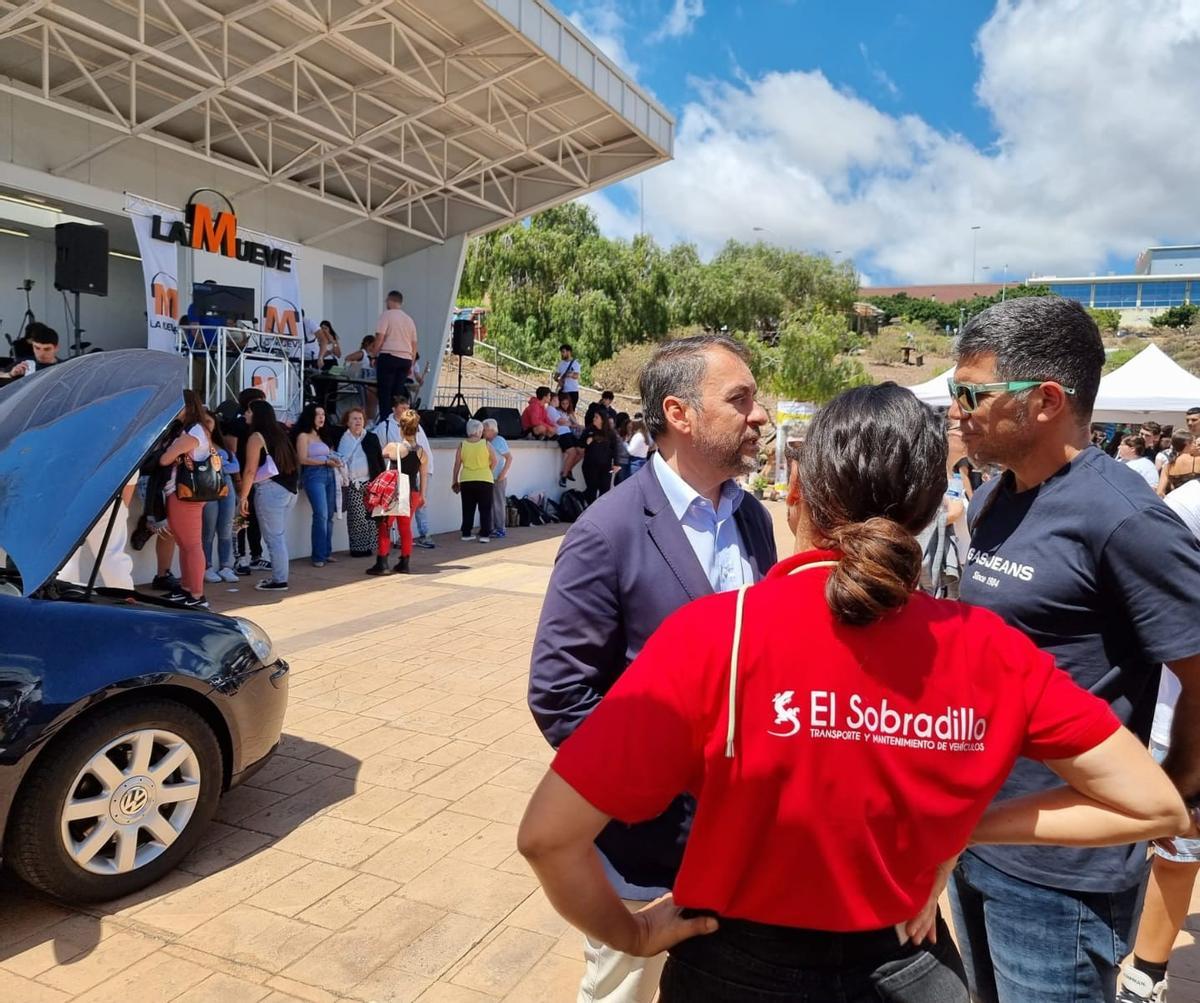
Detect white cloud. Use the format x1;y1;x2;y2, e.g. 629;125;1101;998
858;42;900;98
586;0;1200;285
651;0;705;42
567;2;638;78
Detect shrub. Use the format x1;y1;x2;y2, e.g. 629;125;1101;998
1087;308;1121;333
1150;304;1200;329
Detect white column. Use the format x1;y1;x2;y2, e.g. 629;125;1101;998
380;235;468;406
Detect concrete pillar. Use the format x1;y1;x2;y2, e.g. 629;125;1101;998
380;235;468;408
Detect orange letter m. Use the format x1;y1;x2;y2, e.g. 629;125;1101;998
152;282;179;320
264;305;298;338
187;203;237;257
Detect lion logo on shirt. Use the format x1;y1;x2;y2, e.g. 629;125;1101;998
768;690;802;737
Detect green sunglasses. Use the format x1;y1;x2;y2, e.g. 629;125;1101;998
947;378;1076;414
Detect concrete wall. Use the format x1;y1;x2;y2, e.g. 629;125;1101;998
113;440;563;585
380;235;469;398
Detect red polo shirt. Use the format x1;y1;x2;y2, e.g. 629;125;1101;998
552;550;1119;932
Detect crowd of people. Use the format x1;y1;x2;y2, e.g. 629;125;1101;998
518;301;1200;1003
521;383;651;496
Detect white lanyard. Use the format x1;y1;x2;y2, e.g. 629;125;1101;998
724;561;839;759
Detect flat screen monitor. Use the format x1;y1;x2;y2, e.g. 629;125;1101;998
191;282;255;324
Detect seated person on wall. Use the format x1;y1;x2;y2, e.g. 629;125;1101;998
522;386;556;440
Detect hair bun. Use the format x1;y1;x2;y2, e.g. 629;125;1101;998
825;519;922;626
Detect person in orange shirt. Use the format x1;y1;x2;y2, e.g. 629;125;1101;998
374;290;418;418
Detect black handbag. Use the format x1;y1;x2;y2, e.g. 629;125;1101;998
176;445;228;503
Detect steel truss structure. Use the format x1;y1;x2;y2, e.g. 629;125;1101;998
0;0;672;251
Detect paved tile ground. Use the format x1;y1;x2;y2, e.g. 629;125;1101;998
3;503;1200;1002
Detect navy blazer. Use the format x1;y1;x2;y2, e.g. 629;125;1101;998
529;458;778;889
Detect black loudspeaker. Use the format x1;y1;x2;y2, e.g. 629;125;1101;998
436;403;470;422
451;317;474;356
54;223;109;296
473;406;524;439
418;409;439;437
437;412;467;438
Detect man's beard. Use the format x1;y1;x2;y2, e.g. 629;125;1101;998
695;427;760;478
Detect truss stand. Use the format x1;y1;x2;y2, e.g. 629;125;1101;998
448;352;468;411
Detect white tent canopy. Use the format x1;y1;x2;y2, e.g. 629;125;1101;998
1093;344;1200;424
899;346;1200;422
903;366;955;408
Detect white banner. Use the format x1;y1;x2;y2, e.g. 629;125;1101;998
261;244;303;348
127;196;183;354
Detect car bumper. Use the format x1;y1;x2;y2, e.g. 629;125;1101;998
214;657;289;785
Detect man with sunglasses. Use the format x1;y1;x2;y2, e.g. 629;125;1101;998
946;296;1200;1003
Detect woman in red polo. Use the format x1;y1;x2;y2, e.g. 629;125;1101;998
518;383;1188;1003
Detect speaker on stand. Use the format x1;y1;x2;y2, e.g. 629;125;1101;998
448;316;475;411
54;223;109;358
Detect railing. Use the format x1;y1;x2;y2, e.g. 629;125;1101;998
431;385;531;412
469;340;641;406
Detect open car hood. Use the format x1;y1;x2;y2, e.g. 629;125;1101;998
0;350;185;596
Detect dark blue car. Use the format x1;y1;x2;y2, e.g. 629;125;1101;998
0;350;288;902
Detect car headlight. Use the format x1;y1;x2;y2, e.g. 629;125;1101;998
234;617;278;665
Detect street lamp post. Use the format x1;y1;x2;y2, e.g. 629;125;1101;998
971;225;982;283
1002;263;1008;301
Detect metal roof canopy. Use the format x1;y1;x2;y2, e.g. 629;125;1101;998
0;0;672;260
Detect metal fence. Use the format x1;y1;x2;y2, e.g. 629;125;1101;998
431;385;530;412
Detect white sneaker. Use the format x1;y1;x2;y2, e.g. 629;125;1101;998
204;569;222;584
478;536;490;544
218;567;239;583
461;535;477;541
1118;967;1167;1003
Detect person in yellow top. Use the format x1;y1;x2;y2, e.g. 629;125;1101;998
453;419;499;543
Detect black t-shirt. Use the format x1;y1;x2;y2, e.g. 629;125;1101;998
223;415;253;468
962;446;1200;892
582;431;615;470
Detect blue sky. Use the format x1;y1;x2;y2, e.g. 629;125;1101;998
563;0;1200;285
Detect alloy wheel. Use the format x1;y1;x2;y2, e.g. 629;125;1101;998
59;728;202;875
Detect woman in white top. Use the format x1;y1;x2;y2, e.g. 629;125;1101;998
1118;434;1163;490
626;415;651;479
337;406;377;556
159;389;212;607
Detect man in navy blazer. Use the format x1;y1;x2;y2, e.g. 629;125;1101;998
529;334;778;1002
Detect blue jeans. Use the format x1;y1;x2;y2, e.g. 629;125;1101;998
253;479;297;583
302;465;336;562
414;494;430;538
201;474;236;569
949;850;1143;1003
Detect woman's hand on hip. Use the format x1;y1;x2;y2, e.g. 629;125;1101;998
905;855;958;946
625;895;717;957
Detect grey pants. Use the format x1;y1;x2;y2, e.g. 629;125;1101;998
493;477;508;532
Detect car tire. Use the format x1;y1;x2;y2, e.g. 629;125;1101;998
5;699;223;903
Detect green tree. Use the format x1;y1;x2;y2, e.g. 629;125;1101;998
1150;304;1200;329
1086;308;1121;333
775;310;870;404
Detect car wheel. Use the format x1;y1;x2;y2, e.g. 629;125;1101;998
5;699;223;903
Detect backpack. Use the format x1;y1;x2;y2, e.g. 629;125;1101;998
541;498;560;523
506;497;521;528
517;497;545;526
558;489;587;524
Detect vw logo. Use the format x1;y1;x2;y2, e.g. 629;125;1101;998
119;787;148;815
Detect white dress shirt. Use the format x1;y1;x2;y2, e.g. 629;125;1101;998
652;452;752;592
